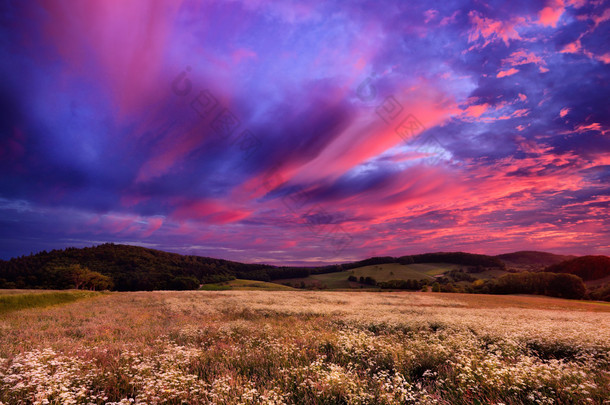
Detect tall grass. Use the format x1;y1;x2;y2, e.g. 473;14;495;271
0;291;608;404
0;290;100;314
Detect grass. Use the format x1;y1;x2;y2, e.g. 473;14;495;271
0;291;608;404
279;262;465;288
0;290;101;314
350;262;461;280
0;289;60;295
199;279;295;291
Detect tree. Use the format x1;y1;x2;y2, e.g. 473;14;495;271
66;264;113;290
83;271;113;290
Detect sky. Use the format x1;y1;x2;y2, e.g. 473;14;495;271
0;0;609;265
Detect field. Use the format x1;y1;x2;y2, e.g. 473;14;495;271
0;291;609;404
0;290;100;314
199;279;295;291
278;263;474;289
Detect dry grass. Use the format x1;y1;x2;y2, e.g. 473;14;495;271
0;291;608;404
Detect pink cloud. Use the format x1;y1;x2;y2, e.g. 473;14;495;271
171;200;251;224
250;80;460;189
424;9;439;23
40;1;184;117
561;40;582;54
591;7;610;29
463;103;490;118
142;217;164;238
502;49;546;68
468;11;522;47
497;68;519;78
597;53;610;64
439;11;460;26
539;0;565;27
574;122;605;134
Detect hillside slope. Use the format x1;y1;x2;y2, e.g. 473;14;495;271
0;244;278;291
496;251;576;269
545;255;610;281
0;245;564;292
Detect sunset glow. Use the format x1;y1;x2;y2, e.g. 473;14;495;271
1;0;609;264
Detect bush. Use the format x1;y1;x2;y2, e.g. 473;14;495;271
363;276;377;286
587;283;610;301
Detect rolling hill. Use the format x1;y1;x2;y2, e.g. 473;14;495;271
496;251;576;269
2;244;603;296
0;244;281;291
545;255;610;281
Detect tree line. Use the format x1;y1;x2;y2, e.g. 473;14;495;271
0;245;508;291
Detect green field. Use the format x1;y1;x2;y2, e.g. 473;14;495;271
278;262;469;289
0;290;101;314
469;268;509;280
199;279;295;291
350;262;461;279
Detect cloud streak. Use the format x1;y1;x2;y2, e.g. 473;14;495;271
0;0;608;263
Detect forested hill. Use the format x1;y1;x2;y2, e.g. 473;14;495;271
545;255;610;281
0;244;279;290
0;244;506;291
496;251;576;268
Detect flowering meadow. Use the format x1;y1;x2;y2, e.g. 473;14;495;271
0;291;608;404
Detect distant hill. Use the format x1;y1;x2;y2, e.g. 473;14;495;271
496;251;576;269
0;245;544;292
341;252;505;270
545;255;610;281
0;244;308;291
407;252;505;268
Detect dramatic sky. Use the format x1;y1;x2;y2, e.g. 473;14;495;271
1;0;609;264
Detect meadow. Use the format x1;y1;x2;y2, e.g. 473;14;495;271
0;290;608;404
276;262;507;289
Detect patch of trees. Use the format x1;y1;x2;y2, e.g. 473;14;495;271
545;255;610;281
377;279;427;290
446;269;476;282
65;264;113;290
0;263;112;290
586;283;610;302
359;276;377;286
495;251;575;267
475;272;586;299
169;276;200;290
466;265;487;273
